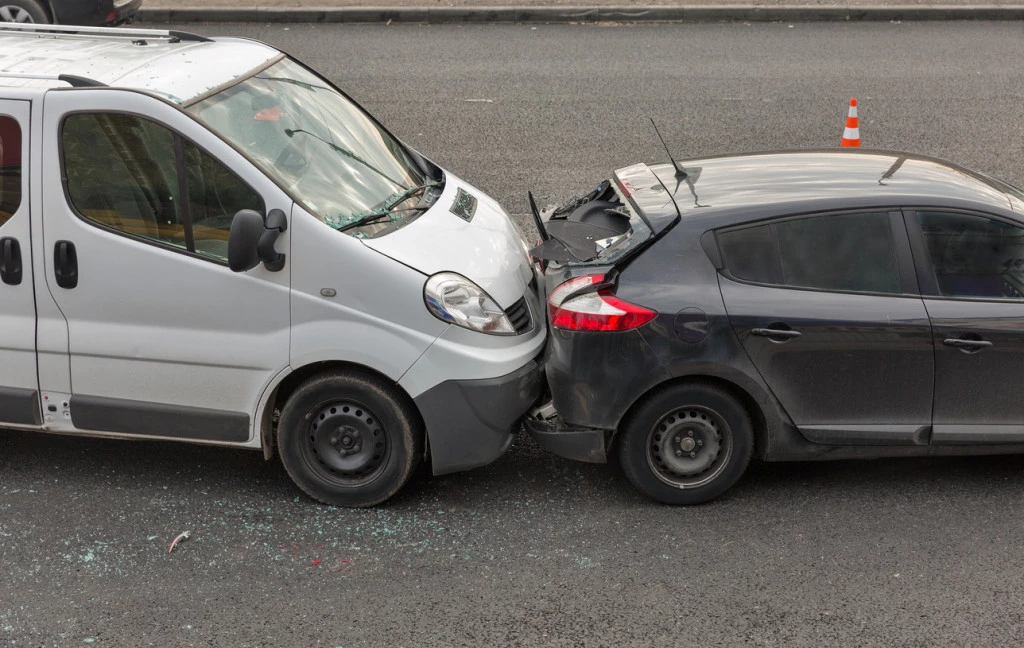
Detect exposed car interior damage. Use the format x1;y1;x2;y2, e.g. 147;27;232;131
528;180;632;263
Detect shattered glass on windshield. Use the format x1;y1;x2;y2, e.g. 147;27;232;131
187;58;441;237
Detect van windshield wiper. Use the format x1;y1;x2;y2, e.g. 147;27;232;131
337;182;442;232
284;127;407;190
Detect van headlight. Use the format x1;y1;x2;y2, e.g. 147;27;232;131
424;272;515;335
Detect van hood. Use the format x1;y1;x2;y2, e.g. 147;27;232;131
360;173;534;308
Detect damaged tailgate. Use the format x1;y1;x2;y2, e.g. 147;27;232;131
529;163;681;266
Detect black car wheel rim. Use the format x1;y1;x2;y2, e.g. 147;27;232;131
646;406;732;489
305;401;389;486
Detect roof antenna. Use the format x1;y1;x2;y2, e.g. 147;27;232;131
650;118;686;179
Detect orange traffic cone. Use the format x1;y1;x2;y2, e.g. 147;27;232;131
841;98;860;147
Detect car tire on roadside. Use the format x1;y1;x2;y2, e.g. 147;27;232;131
277;370;423;507
0;0;49;23
618;383;754;505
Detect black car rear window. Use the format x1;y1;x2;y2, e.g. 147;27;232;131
716;224;780;284
717;211;901;294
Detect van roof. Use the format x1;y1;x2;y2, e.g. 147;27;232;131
0;24;279;105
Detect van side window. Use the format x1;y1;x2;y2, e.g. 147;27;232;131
0;115;22;228
62;113;264;263
182;140;263;261
63;113;186;249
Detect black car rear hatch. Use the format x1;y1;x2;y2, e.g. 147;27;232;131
529;163;681;267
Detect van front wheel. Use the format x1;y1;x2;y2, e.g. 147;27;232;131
277;371;422;507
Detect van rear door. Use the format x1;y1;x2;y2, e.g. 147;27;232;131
0;99;40;427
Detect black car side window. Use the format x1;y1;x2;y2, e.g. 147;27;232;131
718;211;901;294
916;211;1024;300
716;224;781;284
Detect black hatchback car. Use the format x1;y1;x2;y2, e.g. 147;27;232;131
527;149;1024;505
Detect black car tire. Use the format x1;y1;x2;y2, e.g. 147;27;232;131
278;370;423;507
0;0;49;23
618;383;754;505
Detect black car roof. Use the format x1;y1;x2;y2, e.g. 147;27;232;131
650;149;1020;224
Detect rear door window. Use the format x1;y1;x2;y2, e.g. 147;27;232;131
717;211;901;294
716;223;780;284
0;115;21;229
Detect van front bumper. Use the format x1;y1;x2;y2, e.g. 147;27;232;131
414;359;544;475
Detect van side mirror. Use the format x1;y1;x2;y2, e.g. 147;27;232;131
228;208;288;273
228;209;265;272
258;209;288;272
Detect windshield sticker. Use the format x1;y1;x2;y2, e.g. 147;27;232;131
450;188;477;222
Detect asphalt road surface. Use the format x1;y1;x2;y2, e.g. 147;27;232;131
4;21;1024;647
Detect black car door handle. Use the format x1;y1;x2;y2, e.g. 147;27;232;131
751;328;802;340
943;338;992;350
54;240;78;289
0;236;21;285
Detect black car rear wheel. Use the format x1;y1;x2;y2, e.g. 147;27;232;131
618;383;753;505
278;371;423;507
0;0;48;23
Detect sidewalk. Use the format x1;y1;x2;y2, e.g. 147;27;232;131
140;0;1024;23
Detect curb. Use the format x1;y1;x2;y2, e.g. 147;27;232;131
139;4;1024;24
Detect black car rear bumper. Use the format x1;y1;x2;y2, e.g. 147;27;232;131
414;359;544;476
544;327;671;431
524;410;608;463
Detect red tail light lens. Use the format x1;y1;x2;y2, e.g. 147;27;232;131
547;274;657;331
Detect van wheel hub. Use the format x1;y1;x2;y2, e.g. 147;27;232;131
309;402;387;478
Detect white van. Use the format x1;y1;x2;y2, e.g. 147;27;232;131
0;24;545;506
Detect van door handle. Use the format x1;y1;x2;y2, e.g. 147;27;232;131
54;240;78;289
0;236;21;285
751;327;801;340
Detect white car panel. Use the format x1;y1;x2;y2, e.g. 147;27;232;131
288;204;447;390
38;89;292;440
361;173;534;309
0;100;36;401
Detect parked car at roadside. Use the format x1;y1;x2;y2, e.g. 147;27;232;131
527;149;1024;505
0;0;140;25
0;24;544;507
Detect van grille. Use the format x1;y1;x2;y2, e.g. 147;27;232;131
506;296;533;335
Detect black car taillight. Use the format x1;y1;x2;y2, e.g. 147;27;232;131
547;274;657;332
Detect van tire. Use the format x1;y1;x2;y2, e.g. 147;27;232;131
0;0;49;23
618;383;753;505
277;371;422;507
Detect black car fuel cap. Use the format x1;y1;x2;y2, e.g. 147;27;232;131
673;308;710;343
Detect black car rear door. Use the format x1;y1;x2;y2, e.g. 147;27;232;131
715;210;935;445
906;209;1024;443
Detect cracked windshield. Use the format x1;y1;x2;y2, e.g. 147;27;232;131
187;58;441;236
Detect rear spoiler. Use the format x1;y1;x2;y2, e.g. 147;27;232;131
529;163;681;264
613;162;681;235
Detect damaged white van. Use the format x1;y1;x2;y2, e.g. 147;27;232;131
0;24;544;506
